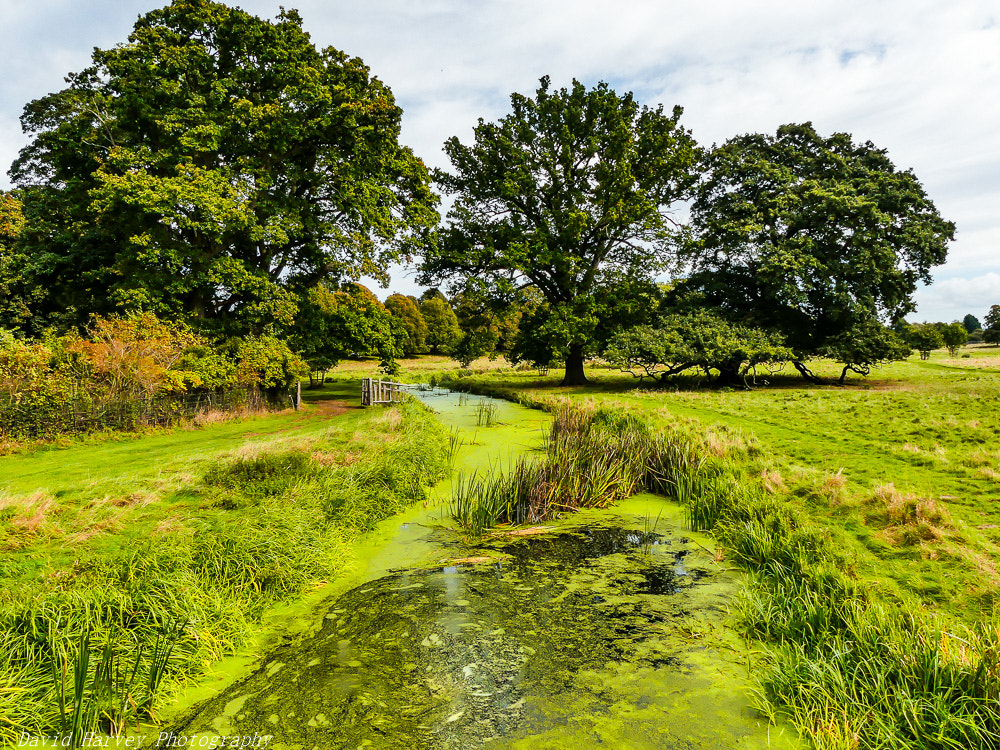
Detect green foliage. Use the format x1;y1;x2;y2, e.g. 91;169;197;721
0;191;35;332
422;76;700;384
821;316;912;382
963;314;981;334
290;283;398;379
604;310;793;385
983;305;1000;345
684;122;954;367
940;321;968;356
9;1;437;337
0;314;305;439
906;323;945;359
385;294;428;357
419;296;462;355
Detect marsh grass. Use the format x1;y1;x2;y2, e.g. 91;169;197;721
680;449;1000;748
475;402;498;426
0;398;449;746
451;404;697;532
445;389;1000;748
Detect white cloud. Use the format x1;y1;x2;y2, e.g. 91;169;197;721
1;0;997;320
912;273;1000;323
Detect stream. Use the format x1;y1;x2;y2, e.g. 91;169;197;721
166;389;802;749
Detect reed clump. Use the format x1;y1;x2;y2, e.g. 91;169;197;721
450;403;704;532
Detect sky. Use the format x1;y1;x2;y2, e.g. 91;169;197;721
1;0;997;323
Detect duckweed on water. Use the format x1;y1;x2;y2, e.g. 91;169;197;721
171;513;797;749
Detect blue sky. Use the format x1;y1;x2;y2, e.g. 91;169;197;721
1;0;997;322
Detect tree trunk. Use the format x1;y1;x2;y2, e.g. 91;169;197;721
561;345;589;386
792;359;823;384
715;365;743;388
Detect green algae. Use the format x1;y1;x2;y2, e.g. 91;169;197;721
161;392;802;749
170;508;799;748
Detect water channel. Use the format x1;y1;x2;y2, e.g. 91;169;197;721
166;390;802;749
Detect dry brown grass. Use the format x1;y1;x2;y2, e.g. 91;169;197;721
153;516;190;536
0;491;57;533
189;407;252;428
864;483;951;546
760;469;786;493
703;424;754;457
976;467;1000;482
819;470;849;506
109;489;159;507
66;517;123;545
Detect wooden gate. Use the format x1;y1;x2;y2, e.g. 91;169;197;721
360;378;409;406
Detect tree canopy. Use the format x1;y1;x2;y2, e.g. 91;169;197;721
8;0;437;336
984;306;1000;345
683;122;954;381
604;310;793;386
421;76;700;384
907;324;944;359
385;294;428;357
289;283;397;383
420;296;462;355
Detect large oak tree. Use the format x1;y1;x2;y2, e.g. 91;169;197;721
421;77;700;385
8;0;437;336
682;122;954;381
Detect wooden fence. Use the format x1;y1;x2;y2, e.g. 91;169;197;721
360;378;410;406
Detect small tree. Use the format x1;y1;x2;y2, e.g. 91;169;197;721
290;283;398;385
420;296;462;355
821;318;911;383
940;322;968;356
963;314;981;334
604;311;793;386
983;305;1000;345
385;294;428;357
907;324;944;360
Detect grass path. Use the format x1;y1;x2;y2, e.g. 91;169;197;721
0;382;362;497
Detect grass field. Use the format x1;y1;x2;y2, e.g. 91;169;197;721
421;346;1000;625
0;382;449;743
4;344;1000;747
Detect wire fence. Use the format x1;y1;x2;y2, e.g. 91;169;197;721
0;386;294;440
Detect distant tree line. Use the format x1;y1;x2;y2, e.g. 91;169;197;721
0;1;964;392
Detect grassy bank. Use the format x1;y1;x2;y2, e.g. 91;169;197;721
402;351;1000;748
445;397;1000;748
431;351;1000;624
0;385;448;745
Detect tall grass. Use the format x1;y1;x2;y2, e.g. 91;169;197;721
0;400;448;746
475;402;498;426
449;397;1000;748
676;437;1000;748
450;404;694;531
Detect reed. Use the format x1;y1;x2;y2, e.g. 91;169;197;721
475;402;498;427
